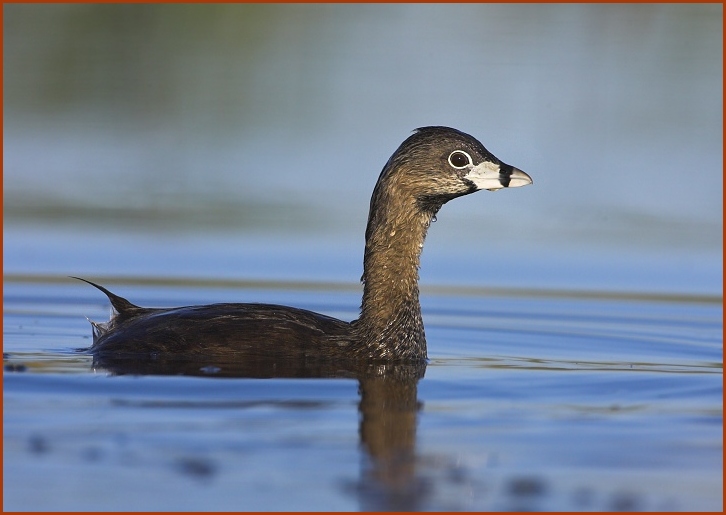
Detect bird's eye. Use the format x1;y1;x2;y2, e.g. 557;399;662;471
448;150;472;169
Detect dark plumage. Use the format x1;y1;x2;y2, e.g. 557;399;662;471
80;126;532;363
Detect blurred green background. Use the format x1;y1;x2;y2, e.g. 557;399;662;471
3;4;722;292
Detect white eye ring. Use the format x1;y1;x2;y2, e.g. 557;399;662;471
448;150;473;169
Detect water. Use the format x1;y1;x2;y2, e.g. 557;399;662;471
3;4;722;511
3;276;722;511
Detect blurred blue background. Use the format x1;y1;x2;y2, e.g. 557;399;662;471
3;3;722;294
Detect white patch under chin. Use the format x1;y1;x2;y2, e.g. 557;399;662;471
464;161;503;191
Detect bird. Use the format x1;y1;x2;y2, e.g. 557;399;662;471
78;126;532;363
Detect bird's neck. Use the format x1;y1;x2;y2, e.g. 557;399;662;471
355;184;437;360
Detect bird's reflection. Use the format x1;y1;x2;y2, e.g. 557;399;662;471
356;363;428;511
92;352;428;511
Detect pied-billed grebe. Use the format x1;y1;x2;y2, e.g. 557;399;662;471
79;126;532;362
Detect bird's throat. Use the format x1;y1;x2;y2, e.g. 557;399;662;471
356;193;435;360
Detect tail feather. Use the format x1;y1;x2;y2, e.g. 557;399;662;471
71;277;141;315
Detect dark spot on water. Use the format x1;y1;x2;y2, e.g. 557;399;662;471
4;363;27;372
28;434;49;454
502;476;549;511
445;463;468;484
176;457;217;481
610;491;641;511
507;476;547;497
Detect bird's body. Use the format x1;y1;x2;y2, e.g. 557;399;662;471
81;126;532;362
82;288;356;360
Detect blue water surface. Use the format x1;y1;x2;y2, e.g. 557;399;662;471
3;275;722;511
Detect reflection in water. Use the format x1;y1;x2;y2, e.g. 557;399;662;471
4;274;721;510
92;352;428;511
357;368;426;511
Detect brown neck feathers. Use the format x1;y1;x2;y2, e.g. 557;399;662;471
354;168;438;360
